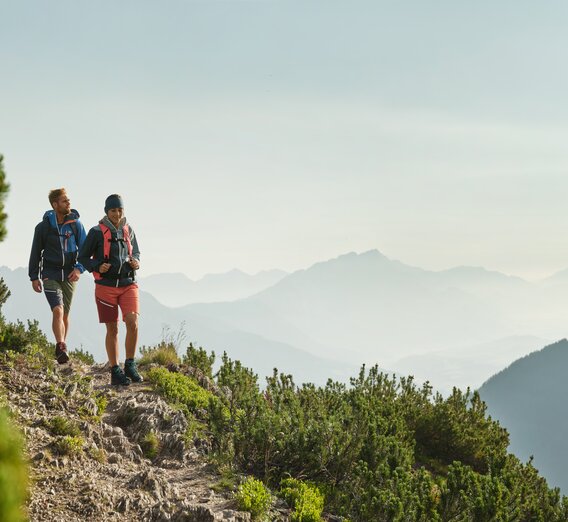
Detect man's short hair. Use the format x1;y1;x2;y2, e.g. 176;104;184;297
48;188;67;206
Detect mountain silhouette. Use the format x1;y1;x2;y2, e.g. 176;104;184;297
184;250;526;366
478;339;568;493
139;268;287;306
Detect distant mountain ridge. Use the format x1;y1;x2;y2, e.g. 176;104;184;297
5;248;568;393
184;250;531;365
139;268;287;306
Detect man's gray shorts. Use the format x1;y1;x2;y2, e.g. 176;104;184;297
43;279;76;315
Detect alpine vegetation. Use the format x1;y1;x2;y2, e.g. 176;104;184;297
1;311;567;520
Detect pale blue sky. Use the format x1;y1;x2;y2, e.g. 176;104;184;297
1;0;568;279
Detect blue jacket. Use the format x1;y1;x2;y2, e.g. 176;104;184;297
78;216;140;287
28;209;87;281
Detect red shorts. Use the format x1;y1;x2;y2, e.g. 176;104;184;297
95;284;139;323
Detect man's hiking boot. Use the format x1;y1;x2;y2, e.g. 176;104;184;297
55;342;69;364
124;359;143;383
111;365;131;386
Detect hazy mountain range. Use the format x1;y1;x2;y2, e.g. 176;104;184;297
0;266;355;385
172;250;559;391
138;269;287;306
479;339;568;494
4;249;568;392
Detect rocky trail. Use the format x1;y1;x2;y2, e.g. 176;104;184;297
1;356;263;521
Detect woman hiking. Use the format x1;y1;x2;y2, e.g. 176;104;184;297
78;194;142;385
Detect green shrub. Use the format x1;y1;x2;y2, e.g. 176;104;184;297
141;431;160;459
235;477;272;520
208;353;261;466
139;343;180;367
280;478;324;522
54;435;84;456
46;416;81;437
146;366;215;414
183;342;215;377
69;347;95;365
0;408;28;522
183;413;207;448
414;388;509;473
0;278;10;313
0;319;50;354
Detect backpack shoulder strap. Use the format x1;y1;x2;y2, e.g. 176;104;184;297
122;225;133;258
98;223;112;260
69;221;78;246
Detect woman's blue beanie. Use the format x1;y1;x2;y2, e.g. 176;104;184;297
104;194;124;213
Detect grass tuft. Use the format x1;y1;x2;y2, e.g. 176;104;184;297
140;431;160;459
54;435;84;456
139;342;180;367
46;416;81;437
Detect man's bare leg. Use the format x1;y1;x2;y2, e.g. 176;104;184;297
52;305;65;343
63;313;70;341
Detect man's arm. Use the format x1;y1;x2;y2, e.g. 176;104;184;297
69;220;88;281
29;223;43;287
77;228;101;273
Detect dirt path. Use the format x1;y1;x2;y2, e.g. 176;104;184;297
2;358;255;521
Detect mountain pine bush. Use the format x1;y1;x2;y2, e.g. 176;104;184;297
0;318;51;355
0;409;27;522
0;160;28;521
183;342;215;378
203;357;568;521
0;277;10;313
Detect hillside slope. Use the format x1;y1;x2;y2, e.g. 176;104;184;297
2;317;568;521
479;338;568;493
1;357;257;521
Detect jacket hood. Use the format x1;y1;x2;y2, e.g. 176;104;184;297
43;209;81;228
100;215;128;231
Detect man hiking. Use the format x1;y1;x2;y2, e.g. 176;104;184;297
29;188;87;363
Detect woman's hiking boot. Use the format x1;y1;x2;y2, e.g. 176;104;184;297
111;365;131;386
124;359;143;383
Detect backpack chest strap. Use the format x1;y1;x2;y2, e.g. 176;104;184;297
98;223;133;260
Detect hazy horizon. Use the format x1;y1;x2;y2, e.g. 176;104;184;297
3;246;568;283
